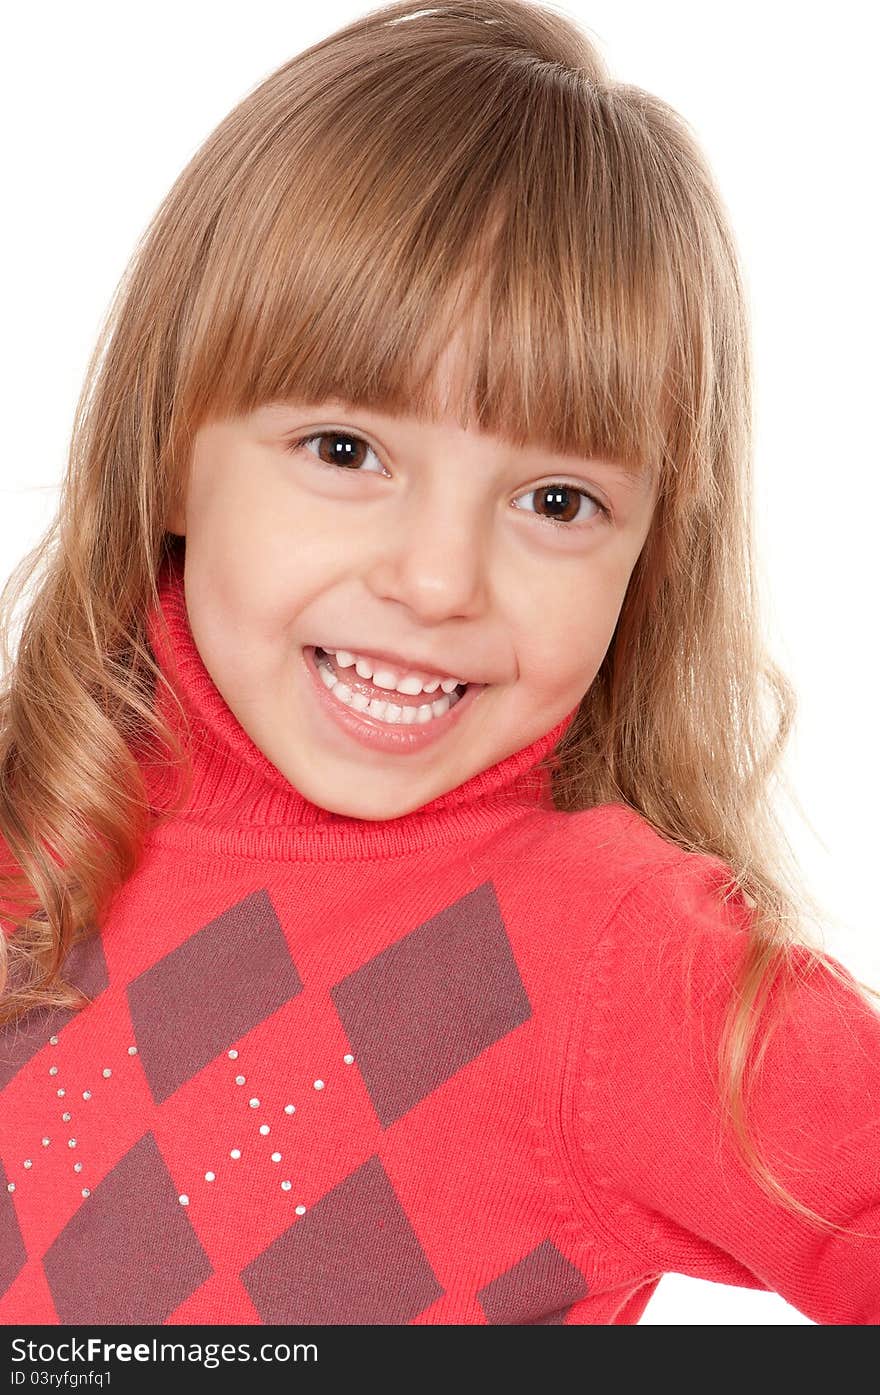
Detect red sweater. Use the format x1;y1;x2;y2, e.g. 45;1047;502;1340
1;550;878;1326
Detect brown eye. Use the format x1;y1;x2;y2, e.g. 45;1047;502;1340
289;430;384;473
514;483;608;529
536;485;582;524
306;432;371;469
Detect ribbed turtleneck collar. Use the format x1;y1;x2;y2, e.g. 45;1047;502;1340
141;546;580;861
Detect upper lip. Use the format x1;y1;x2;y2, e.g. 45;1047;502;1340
313;643;478;685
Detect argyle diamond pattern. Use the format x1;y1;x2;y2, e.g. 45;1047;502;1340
0;1155;27;1297
331;880;532;1127
43;1131;213;1324
127;888;303;1105
477;1238;589;1323
241;1155;444;1323
0;933;108;1091
0;879;587;1325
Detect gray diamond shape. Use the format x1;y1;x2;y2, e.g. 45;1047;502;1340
0;933;108;1090
241;1154;443;1323
127;888;302;1104
0;1157;27;1299
43;1131;212;1324
331;881;531;1127
478;1238;589;1323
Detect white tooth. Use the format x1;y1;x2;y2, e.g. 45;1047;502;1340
319;646;464;721
332;646;463;696
321;669;458;725
371;667;400;691
397;674;426;696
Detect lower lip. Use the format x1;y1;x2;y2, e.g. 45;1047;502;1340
300;645;487;754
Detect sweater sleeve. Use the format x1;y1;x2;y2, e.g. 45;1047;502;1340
564;853;880;1325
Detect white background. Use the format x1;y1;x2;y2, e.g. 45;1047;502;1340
1;1;877;1324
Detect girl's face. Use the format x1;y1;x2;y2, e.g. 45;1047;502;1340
168;350;658;821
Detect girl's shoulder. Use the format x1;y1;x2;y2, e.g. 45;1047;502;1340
565;809;880;1089
554;804;763;990
505;799;742;978
531;798;712;905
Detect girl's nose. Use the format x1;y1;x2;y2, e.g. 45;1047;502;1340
363;505;491;624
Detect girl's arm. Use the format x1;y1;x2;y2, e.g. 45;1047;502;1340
561;854;880;1325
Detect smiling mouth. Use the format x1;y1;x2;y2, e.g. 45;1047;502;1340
312;645;470;724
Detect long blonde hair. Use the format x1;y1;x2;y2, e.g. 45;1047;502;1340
1;0;876;1240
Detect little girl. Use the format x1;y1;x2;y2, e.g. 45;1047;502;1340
1;0;878;1328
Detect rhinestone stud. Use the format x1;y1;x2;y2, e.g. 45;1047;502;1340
249;1098;260;1108
23;1160;32;1170
230;1149;241;1160
228;1049;239;1059
102;1068;112;1079
281;1181;292;1192
205;1171;215;1182
343;1054;354;1064
313;1080;325;1090
259;1124;270;1136
179;1194;189;1206
49;1065;58;1076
